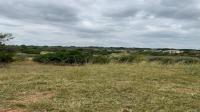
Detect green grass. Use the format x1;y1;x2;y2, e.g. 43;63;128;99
0;61;200;112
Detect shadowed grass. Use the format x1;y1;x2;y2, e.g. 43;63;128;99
0;61;200;112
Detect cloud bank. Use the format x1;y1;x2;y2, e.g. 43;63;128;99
0;0;200;49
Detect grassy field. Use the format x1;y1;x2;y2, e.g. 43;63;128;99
0;62;200;112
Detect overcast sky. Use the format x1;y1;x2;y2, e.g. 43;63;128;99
0;0;200;49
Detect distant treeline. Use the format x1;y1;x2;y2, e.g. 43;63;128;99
1;45;200;65
5;45;200;56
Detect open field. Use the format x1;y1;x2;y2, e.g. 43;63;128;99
0;62;200;112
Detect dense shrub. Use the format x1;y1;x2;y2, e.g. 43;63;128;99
21;49;41;54
90;55;110;64
175;57;200;64
34;51;90;65
33;50;200;65
0;45;15;63
148;56;200;64
112;55;134;63
0;52;14;63
112;55;144;63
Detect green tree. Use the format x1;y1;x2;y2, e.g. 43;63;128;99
0;33;14;63
0;33;14;45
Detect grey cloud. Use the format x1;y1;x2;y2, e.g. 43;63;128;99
103;0;200;21
0;0;200;49
146;0;200;20
0;23;21;27
150;6;200;21
140;31;183;39
0;0;79;25
104;7;139;19
160;0;197;7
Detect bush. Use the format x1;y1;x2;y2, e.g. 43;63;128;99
34;51;90;65
175;57;200;64
112;55;144;63
148;56;200;64
0;52;14;63
113;55;134;63
90;55;110;64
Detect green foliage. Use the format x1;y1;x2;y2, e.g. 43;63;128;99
148;56;200;64
21;49;41;54
0;33;15;63
175;57;200;64
3;44;200;65
0;33;14;45
34;51;90;65
34;51;112;65
138;50;171;56
90;55;110;64
0;51;14;63
112;55;144;63
112;55;134;63
20;45;41;54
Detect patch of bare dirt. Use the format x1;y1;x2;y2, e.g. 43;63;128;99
172;88;200;94
12;91;55;104
1;92;54;112
0;109;27;112
160;84;200;95
120;108;133;112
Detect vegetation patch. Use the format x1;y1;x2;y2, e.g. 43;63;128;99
0;51;14;63
148;56;200;64
34;50;91;65
90;55;110;64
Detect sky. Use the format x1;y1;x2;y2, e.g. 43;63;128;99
0;0;200;49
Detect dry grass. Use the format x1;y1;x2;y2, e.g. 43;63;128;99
0;61;200;112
